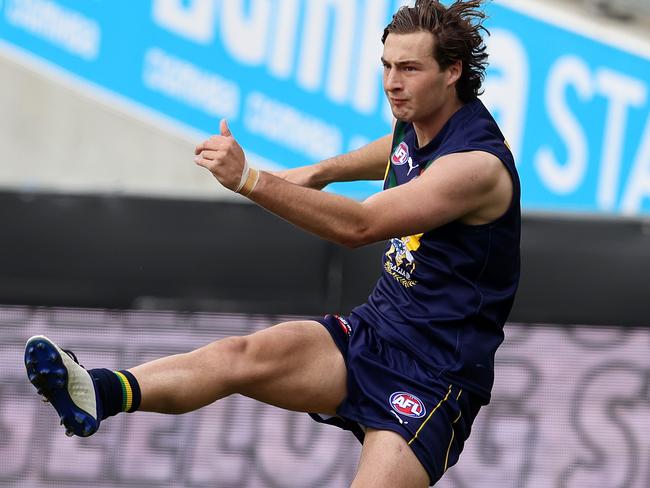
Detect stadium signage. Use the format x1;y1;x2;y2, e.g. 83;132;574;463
1;0;649;214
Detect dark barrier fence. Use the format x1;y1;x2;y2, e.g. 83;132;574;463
2;191;649;325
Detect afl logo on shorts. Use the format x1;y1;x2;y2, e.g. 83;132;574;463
391;142;409;166
389;392;426;418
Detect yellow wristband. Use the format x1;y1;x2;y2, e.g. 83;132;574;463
239;168;259;196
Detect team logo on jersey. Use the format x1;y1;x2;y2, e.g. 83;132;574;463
384;234;422;288
391;142;409;166
389;392;426;419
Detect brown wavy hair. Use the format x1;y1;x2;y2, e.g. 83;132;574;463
382;0;489;103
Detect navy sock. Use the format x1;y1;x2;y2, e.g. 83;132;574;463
89;368;141;420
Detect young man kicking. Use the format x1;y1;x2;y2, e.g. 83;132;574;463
25;1;520;486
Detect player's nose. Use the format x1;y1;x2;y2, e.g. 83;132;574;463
383;68;403;92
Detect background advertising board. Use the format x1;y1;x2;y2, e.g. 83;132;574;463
1;0;649;213
2;306;650;487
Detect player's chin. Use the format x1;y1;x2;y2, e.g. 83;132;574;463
389;107;411;122
392;112;412;123
389;108;401;119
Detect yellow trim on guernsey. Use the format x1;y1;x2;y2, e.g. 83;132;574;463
383;157;392;181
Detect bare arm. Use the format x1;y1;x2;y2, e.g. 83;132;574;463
248;152;511;247
194;121;512;248
273;134;392;189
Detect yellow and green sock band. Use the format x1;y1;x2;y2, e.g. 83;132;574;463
114;371;134;412
113;370;141;413
89;368;142;420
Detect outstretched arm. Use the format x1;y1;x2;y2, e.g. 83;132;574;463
272;134;392;189
194;120;511;248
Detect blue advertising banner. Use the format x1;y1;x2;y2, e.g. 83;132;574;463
485;1;650;216
1;0;649;214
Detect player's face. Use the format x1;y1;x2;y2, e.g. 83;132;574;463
382;31;460;123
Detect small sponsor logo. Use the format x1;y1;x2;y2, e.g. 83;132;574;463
334;315;352;336
406;156;418;176
389;392;426;418
391;142;409;166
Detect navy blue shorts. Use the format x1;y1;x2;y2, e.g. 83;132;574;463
310;313;482;485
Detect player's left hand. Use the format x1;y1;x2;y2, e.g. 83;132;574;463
194;119;246;191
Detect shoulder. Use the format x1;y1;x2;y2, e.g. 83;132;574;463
429;151;506;190
414;151;508;212
423;151;513;225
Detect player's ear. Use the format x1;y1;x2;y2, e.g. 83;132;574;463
446;60;462;87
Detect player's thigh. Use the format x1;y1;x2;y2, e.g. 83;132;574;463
351;429;429;488
236;320;347;414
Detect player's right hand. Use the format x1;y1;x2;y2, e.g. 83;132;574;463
194;119;247;192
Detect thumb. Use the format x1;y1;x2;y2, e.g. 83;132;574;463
220;119;232;137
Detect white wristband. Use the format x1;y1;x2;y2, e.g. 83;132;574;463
235;159;250;193
239;168;260;196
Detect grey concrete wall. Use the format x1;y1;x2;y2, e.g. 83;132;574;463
0;49;239;200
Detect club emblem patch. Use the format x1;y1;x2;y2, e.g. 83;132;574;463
391;142;409;166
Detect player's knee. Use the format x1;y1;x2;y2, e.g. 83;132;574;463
221;332;286;389
212;335;261;388
218;335;251;359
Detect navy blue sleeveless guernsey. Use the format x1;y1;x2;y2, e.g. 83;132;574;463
352;98;521;400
